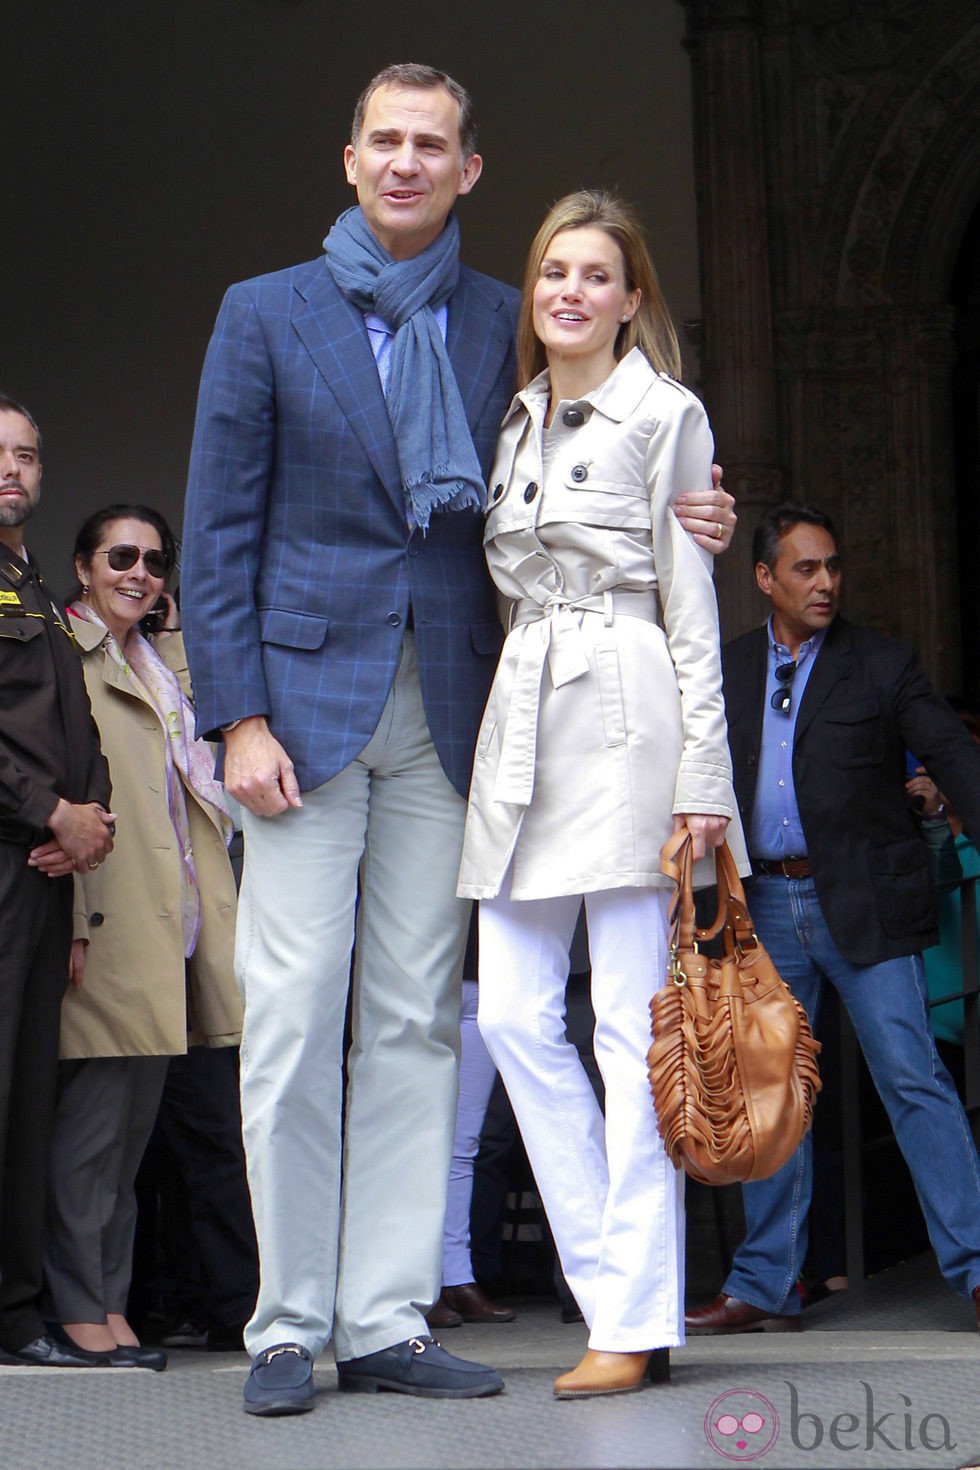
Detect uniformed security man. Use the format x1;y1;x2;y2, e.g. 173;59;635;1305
0;394;115;1366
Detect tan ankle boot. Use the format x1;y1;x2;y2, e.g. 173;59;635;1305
554;1347;668;1399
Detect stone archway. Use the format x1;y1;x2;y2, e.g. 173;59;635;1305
682;0;980;687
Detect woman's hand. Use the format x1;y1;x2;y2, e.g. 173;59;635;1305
675;812;729;860
673;466;736;554
151;590;181;633
69;939;87;989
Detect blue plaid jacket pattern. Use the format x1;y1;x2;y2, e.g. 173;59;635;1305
182;254;520;797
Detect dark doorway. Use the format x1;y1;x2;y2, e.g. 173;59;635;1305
953;199;980;699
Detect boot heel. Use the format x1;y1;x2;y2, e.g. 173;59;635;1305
647;1347;670;1384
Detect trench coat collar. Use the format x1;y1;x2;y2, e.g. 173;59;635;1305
500;347;660;432
68;612;111;654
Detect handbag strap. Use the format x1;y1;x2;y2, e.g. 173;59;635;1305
660;827;755;955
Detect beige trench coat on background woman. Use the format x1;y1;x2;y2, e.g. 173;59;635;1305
63;622;241;1058
43;619;242;1336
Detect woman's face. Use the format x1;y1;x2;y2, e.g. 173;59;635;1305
77;516;167;643
531;225;641;378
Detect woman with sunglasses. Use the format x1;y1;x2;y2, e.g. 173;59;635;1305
458;191;746;1398
41;505;242;1368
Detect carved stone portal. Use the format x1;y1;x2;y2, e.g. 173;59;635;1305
681;0;980;693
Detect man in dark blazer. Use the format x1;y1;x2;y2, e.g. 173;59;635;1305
687;502;980;1336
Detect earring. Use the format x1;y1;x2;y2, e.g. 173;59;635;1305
81;583;90;594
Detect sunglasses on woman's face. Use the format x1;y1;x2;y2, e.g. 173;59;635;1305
93;544;170;578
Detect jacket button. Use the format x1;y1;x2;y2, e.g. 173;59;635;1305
386;612;402;627
90;912;105;927
407;543;420;557
571;464;588;483
492;484;504;502
523;482;538;503
562;408;585;428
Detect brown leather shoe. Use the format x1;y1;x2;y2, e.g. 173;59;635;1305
425;1293;463;1330
441;1283;516;1324
554;1348;667;1399
685;1293;801;1335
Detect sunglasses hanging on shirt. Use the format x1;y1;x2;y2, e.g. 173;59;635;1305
770;661;797;713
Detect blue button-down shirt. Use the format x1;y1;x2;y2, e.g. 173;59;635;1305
364;303;448;395
748;617;828;859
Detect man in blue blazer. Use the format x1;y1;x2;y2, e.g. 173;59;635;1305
687;503;980;1337
182;63;517;1414
183;61;735;1415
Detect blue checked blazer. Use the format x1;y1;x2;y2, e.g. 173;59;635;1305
182;253;520;797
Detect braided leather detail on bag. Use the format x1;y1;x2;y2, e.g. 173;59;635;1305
646;830;821;1186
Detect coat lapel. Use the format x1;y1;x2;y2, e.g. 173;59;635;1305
793;617;853;743
290;262;404;511
447;272;514;434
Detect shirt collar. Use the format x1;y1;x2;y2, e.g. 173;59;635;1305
767;614;828;666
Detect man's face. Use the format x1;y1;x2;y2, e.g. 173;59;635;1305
343;83;482;260
756;522;841;647
0;410;42;548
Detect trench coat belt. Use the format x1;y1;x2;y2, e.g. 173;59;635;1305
493;588;660;808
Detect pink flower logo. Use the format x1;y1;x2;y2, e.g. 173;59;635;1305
704;1389;779;1461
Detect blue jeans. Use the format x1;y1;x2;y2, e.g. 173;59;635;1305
724;874;980;1314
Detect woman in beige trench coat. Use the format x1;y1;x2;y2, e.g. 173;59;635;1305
458;191;745;1399
43;505;241;1369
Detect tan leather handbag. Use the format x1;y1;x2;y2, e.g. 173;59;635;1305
646;828;821;1185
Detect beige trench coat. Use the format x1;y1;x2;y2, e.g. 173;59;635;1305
62;623;242;1059
457;348;747;901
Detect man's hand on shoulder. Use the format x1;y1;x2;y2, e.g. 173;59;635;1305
36;800;116;873
674;464;736;555
223;716;303;817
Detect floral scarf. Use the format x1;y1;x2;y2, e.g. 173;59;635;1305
69;603;232;956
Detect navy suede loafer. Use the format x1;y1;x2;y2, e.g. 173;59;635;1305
243;1342;315;1416
336;1335;503;1398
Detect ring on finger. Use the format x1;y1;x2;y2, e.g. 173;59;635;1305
716;521;724;540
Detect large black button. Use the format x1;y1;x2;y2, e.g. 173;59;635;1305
570;464;588;483
386;612;402;627
491;484;504;502
562;408;585;428
407;542;420;558
523;482;538;503
90;912;105;927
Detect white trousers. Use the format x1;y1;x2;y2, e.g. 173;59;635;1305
237;638;469;1360
443;980;498;1286
478;883;684;1351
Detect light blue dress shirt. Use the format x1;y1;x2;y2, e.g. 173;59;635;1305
748;617;828;859
364;303;448;395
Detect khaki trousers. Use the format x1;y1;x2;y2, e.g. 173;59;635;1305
238;638;469;1360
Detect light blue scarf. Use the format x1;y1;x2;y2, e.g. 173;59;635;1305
323;206;485;530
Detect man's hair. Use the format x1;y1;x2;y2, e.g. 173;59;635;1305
0;393;42;455
752;502;839;569
350;63;477;160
